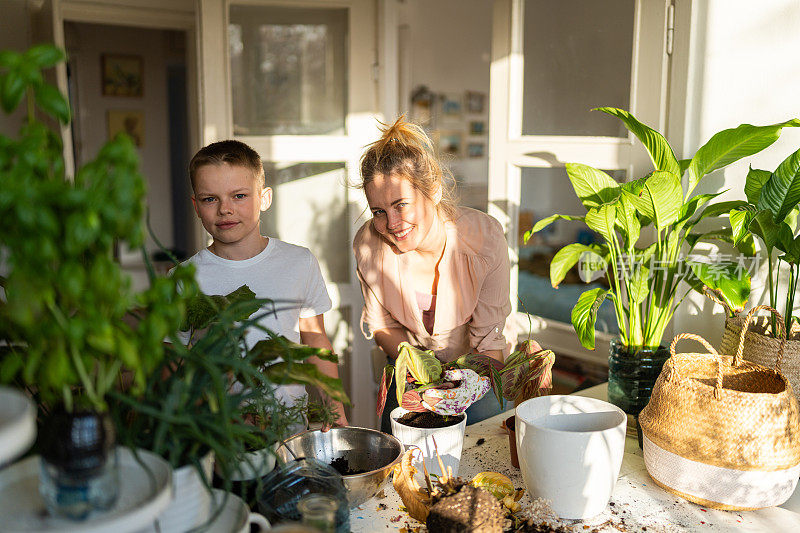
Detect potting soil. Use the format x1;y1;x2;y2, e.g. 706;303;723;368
397;411;465;429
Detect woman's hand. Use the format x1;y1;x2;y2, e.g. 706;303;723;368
402;369;491;416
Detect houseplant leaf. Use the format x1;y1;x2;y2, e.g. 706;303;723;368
616;195;641;246
729;206;756;245
584;203;616;243
571;288;610;350
643;170;683;228
756;147;800;223
744;167;772;204
595;107;680;176
676;192;724;227
565;163;620;209
376;364;394;416
549;243;596;288
688;261;750;310
524;214;584;243
686;119;800;193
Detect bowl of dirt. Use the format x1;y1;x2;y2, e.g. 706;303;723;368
276;427;404;507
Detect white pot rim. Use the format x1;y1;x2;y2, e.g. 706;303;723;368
515;395;626;435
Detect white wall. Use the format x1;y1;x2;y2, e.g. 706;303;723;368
401;0;492;187
65;22;177;255
671;0;800;346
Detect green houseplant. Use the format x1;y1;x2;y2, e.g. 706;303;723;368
525;107;799;415
0;44;190;519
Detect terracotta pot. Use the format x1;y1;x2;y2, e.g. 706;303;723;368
503;415;519;469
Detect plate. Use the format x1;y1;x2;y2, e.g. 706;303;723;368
0;386;36;466
0;447;172;532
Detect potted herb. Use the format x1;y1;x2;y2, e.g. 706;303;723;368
0;44;188;519
709;146;800;397
525;107;799;416
108;286;349;530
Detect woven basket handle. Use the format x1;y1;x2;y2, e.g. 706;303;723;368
702;286;739;316
669;333;724;399
736;304;786;371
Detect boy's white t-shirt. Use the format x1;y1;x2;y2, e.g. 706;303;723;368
181;237;332;408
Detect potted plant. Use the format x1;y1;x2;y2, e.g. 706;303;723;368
108;285;349;530
377;340;554;476
707;145;800;397
0;44;189;519
525;107;799;416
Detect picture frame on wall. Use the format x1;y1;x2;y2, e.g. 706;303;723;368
469;120;486;135
440;93;463;119
467;142;485;158
465;91;485;113
107;110;144;147
437;130;462;157
101;54;143;97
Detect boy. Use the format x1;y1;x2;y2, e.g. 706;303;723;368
183;139;347;429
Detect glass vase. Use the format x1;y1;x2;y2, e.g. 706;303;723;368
39;409;119;520
607;339;669;416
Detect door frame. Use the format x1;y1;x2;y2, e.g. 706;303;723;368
488;0;673;365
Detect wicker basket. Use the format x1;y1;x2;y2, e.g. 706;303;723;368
705;287;800;403
638;305;800;510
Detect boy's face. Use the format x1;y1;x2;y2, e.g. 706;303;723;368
191;163;271;250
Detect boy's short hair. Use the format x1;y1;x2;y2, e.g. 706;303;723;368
189;140;266;191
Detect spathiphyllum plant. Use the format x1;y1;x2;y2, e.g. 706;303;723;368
526;107;800;353
722;146;800;336
376;341;554;416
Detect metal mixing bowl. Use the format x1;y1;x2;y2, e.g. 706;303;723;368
276;426;404;507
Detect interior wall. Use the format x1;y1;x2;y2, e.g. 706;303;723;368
672;0;800;346
64;22;182;265
401;0;492;189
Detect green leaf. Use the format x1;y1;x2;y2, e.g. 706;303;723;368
549;243;596;288
34;83;70;124
750;210;787;251
565;163;620;209
524;214;585;243
621;178;655;221
729;207;755;245
265;362;350;405
757;147;800;223
744;167;772;204
0;50;21;69
643;170;683;228
688;261;750;311
676;192;724;227
679;158;691;175
395;342;442;404
584;203;616;242
595;107;680;176
0;72;26;113
629;264;650;305
615;195;640;246
571;288;609;350
780;235;800;264
686;119;800;193
696;200;749;222
24;44;65;69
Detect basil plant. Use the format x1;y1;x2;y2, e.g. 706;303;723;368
526;108;799;354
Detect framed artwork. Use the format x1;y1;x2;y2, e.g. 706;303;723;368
101;54;143;97
107;110;144;147
467;142;485;158
465;91;485;113
469;120;486;135
437;130;462;157
440;93;463;119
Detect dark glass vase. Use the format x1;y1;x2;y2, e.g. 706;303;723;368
607;339;669;416
38;408;119;520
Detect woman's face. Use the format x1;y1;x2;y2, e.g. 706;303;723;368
364;173;438;253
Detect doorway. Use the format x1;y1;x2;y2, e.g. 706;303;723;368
64;22;195;288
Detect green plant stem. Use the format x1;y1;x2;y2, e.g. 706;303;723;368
605;230;629;346
70;345;100;410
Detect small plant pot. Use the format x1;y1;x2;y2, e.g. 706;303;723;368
607;339;669;417
38;408;119;520
389;407;467;480
503;415;520;469
155;452;215;531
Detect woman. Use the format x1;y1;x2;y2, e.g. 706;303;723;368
353;117;532;430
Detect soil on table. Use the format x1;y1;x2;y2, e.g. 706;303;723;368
426;484;504;532
397;411;465;429
329;456;367;476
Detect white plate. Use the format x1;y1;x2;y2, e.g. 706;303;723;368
0;447;172;532
0;386;36;466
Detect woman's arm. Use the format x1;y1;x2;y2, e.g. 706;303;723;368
372;327;411;360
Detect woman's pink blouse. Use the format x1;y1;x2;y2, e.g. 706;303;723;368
353;207;515;362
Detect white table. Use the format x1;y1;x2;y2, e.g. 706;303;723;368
350;384;800;532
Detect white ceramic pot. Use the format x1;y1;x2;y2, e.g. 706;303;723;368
389;407;466;480
217;444;277;482
516;395;627;520
153;452;215;532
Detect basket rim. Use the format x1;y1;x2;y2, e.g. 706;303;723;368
665;353;794;398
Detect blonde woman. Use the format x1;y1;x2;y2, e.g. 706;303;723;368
353;118;540;430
